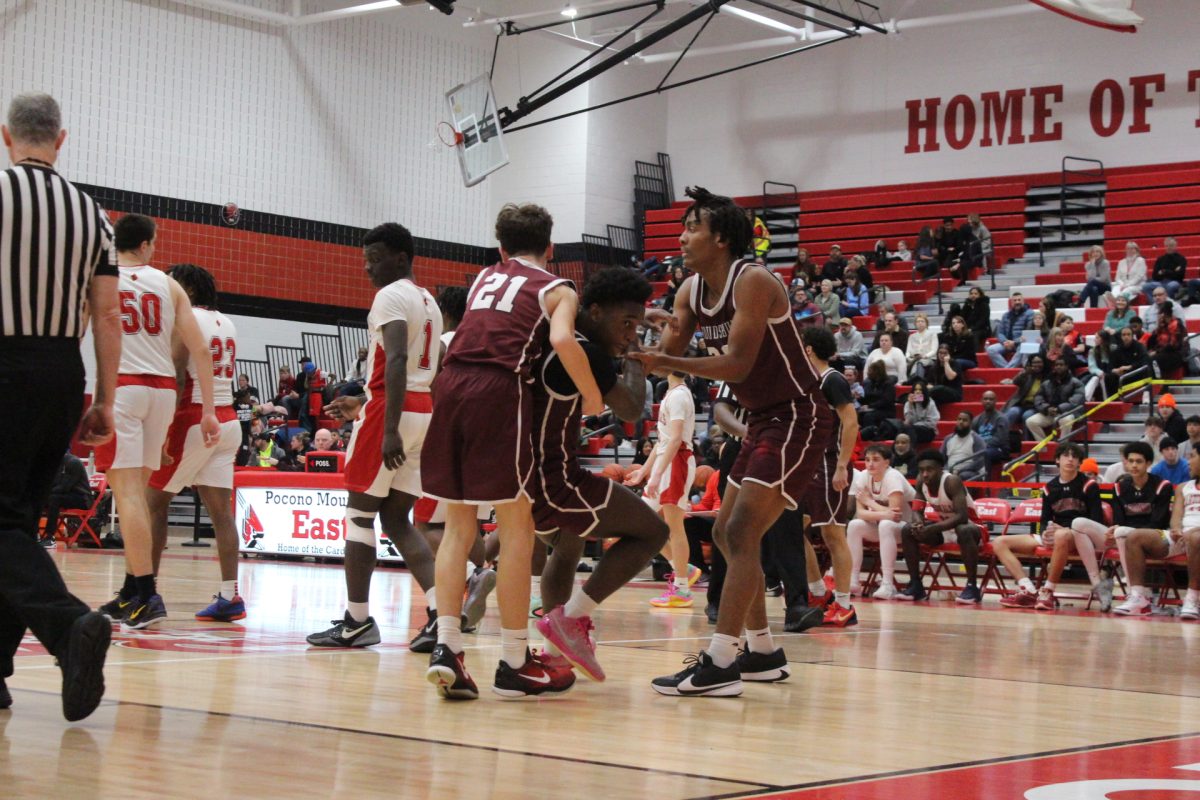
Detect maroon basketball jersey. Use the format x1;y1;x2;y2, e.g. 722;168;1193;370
691;259;822;412
445;257;571;380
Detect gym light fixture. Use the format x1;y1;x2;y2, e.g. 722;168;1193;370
561;4;578;18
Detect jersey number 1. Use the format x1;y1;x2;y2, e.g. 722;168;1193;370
470;274;528;313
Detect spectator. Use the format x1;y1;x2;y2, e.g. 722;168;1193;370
1156;394;1187;442
1151;437;1189;485
847;254;873;288
1038;327;1084;374
312;428;340;452
859;359;898;440
1176;414;1200;461
933;216;962;273
1026;359;1084;440
890;433;917;477
939;314;979;375
1147;304;1188;381
913;225;938;280
926;343;964;405
891;239;912;262
1029;309;1051;340
813;279;840;320
872;309;909;352
1084;329;1118;401
277;433;311;471
639;256;666;281
833;317;867;371
848;445;916;600
941;411;988;482
1141;285;1180;330
1145;236;1187;299
251;432;284;468
873;240;899;267
1054;314;1086;358
1002;355;1046;433
791;287;825;326
1141;415;1168;463
972;390;1011;468
865;332;907;383
234;386;259;466
820;245;847;288
40;451;92;548
986;293;1035;368
951;219;976;284
966;213;992;273
293;356;323;436
905;312;937;381
1129;315;1150;345
663;265;687;312
946;285;992;348
844;364;865;408
901;380;939;445
840;272;870;317
1102;294;1135;337
793;248;819;288
633;438;653;466
1078;245;1112;308
1107;241;1147;305
751;214;770;260
273;365;296;408
237;373;260;403
1080;457;1101;481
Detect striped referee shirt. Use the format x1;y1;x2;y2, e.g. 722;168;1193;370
713;381;748;441
0;163;117;338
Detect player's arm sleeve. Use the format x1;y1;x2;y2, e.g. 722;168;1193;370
1111;487;1126;526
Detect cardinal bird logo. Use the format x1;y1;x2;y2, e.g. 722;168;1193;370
241;504;265;549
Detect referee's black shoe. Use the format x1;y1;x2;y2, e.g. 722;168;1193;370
0;677;12;710
59;611;110;722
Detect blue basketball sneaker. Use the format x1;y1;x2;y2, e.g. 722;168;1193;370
195;594;246;623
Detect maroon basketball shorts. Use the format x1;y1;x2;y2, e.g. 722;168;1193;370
421;364;533;504
531;465;613;539
728;395;832;511
802;450;850;527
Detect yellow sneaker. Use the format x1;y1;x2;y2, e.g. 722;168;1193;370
650;585;694;608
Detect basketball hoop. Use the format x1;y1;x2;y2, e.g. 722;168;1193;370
436;121;464;148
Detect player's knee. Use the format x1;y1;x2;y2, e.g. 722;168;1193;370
345;515;376;546
992;536;1010;555
1185;529;1200;548
959;524;981;545
1114;526;1134;540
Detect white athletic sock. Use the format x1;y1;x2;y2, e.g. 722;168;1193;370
707;633;740;668
531;576;542;597
564;587;599;619
673;576;690;594
1018;577;1036;593
1186;589;1199;604
426;586;437;612
745;627;775;655
834;591;851;610
501;627;529;669
1044;581;1056;592
347;601;369;622
808;580;826;597
220;579;237;599
437;614;463;653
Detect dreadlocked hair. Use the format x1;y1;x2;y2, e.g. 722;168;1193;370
168;263;218;309
680;186;752;257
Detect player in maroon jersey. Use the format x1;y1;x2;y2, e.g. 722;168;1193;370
421;203;605;700
629;187;833;697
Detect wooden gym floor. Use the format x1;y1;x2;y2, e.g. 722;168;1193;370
4;541;1200;799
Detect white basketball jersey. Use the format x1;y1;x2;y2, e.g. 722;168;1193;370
117;265;176;377
656;383;696;456
188;308;236;407
1181;480;1200;529
364;278;442;400
925;471;976;515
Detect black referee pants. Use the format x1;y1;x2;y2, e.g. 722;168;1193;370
0;340;90;679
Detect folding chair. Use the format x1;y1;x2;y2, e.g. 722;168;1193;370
972;498;1010;595
60;473;108;548
994;498;1042;595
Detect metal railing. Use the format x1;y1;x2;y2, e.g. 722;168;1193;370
1059;156;1105;241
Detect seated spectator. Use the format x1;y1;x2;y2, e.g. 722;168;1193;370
905;312;937;381
1029;309;1051;340
639;256;666;281
1080;457;1101;481
889;433;917;477
833;317;867;371
901;380;939;445
1001;355;1046;434
1038;327;1084;374
1151;437;1190;485
941;412;988;482
966;212;992;274
844;364;865;408
311;427;341;452
278;432;312;471
1111;325;1150;389
898;449;984;602
913;225;938;280
1107;241;1147;305
1084;329;1118;401
273;365;296;409
814;279;841;320
891;239;912;262
840;272;871;317
820;245;847;289
1054;314;1087;358
790;287;822;325
865;332;907;383
1072;442;1170;612
1130;315;1151;345
633;437;653;466
251;432;284;468
1103;295;1135;336
237;373;261;403
926;344;964;405
946;285;992;349
1147;304;1188;381
873;240;899;267
871;309;909;352
1026;359;1084;441
1078;244;1112;308
939;314;978;375
1141;414;1167;464
847;445;916;599
1175;414;1200;461
683;465;722;578
1157;393;1187;442
995;443;1101;610
950;219;976;285
793;248;819;288
663;265;688;312
847;254;873;288
972;390;1011;469
40;451;91;547
933;216;962;272
1141;286;1180;330
1144;236;1187;299
986;293;1035;368
858;360;898;441
1111;447;1200;619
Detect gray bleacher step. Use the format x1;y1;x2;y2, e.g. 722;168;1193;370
1025;231;1104;247
1027;182;1106;197
1024;213;1106;228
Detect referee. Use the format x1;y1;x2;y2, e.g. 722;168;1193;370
0;93;120;721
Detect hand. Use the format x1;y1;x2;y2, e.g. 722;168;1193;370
625;350;665;375
582;392;605;417
160;440;175;467
910;520;925;535
77;404;114;446
325;395;363;422
1104;526;1117;547
1169;528;1183;542
890;508;903;522
382;429;405;470
623;466;645;486
642;308;681;334
645;475;662;500
200;414;221;448
832;464;849;492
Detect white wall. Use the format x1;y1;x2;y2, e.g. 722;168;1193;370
662;0;1200;196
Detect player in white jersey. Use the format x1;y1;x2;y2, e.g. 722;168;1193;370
897;450;983;604
307;223;447;650
96;215;220;631
1112;447;1200;619
847;445;917;600
143;265;245;622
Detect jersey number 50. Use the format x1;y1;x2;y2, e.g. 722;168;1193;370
119;291;163;335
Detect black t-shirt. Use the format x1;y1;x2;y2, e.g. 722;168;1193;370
1113;473;1173;529
820;368;853;409
1040;472;1102;527
543;339;619;398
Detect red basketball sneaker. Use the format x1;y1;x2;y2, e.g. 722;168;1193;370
536;607;605;682
493;649;576;699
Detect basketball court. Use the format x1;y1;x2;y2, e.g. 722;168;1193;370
4;541;1197;799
